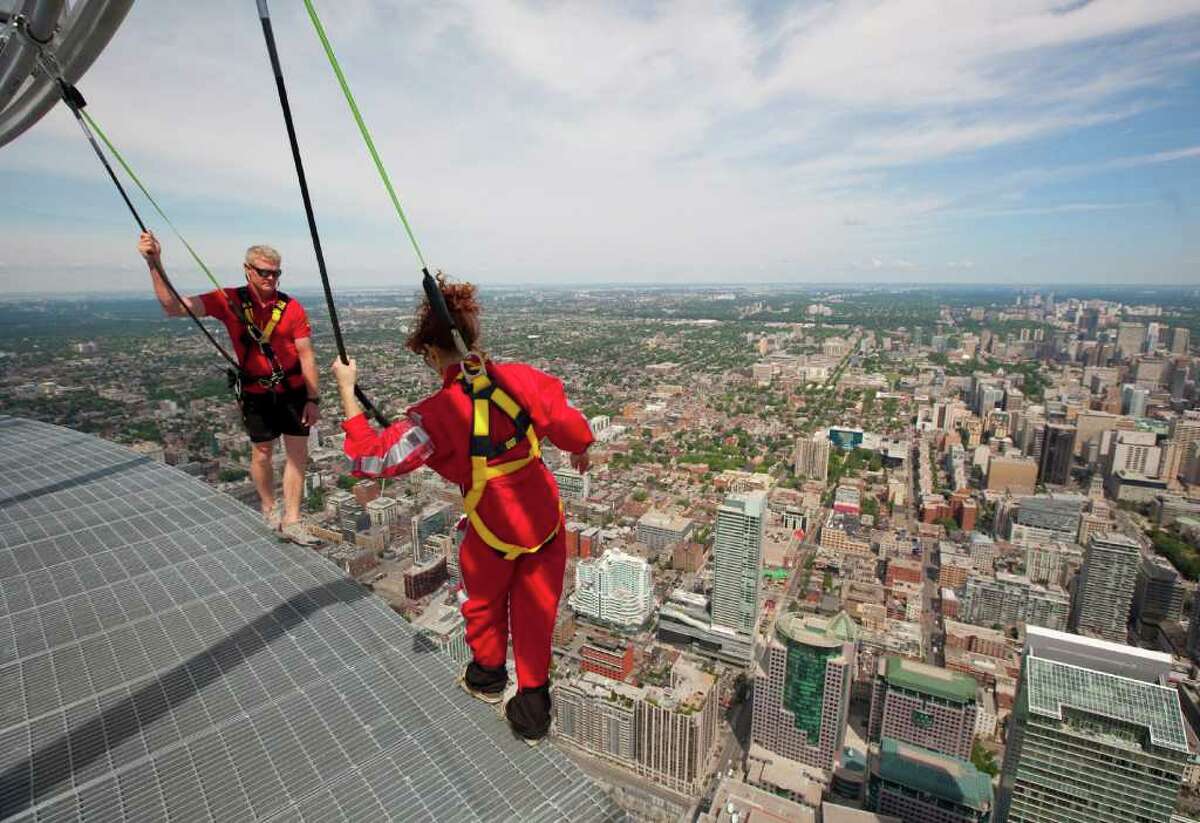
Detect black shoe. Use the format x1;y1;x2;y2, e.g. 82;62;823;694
461;661;508;704
505;683;552;745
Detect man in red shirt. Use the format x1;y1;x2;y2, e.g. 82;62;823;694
138;232;321;545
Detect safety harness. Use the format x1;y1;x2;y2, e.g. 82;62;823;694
235;286;301;391
459;361;562;561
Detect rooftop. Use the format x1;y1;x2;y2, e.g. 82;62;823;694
1026;654;1189;754
882;656;978;703
875;738;993;812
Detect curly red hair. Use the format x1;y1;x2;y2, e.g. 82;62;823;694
405;273;482;355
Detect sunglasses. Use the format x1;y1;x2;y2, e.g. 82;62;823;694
246;263;282;279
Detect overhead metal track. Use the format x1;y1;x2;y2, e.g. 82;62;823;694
0;0;133;147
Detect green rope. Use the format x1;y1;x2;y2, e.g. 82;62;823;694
302;0;428;270
80;109;225;294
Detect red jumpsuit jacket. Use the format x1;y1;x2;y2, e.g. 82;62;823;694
341;362;593;548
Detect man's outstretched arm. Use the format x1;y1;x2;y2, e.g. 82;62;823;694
138;231;206;318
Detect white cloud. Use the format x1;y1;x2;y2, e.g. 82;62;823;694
2;0;1200;288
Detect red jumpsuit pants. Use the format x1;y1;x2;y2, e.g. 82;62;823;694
458;523;566;690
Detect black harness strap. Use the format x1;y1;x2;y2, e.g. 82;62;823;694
254;0;388;427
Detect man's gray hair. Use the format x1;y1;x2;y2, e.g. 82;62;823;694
245;245;282;266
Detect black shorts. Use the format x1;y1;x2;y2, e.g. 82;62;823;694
240;388;310;443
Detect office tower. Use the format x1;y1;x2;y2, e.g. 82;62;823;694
1121;383;1150;417
867;656;977;760
1007;496;1083;544
569;547;654;628
975;383;1005;417
1132;555;1184;641
1037;424;1076;486
1170;327;1191;355
711;491;765;635
1069;532;1140;643
752;612;858;772
794;432;831;482
553;465;591;501
998;627;1189;823
410;503;452;563
636;509;694;550
1116;321;1145;359
1105;430;1163;479
868;738;993;823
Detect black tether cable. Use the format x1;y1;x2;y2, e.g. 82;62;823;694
254;0;389;427
55;80;243;375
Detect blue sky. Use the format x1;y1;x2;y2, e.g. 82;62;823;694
2;0;1200;293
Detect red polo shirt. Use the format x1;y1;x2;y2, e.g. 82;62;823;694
200;287;311;394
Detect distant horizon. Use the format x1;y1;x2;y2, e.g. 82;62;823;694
2;279;1199;300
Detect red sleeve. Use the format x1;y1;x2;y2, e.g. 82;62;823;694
341;412;434;477
199;289;234;323
533;370;594;454
289;300;312;339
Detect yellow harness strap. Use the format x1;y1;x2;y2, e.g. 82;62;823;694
242;297;287;342
462;371;561;561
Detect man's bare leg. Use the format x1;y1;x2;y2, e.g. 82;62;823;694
250;439;277;519
281;433;308;526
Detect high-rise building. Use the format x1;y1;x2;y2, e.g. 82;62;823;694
636;509;694;550
1170;327;1191;355
794;432;831;482
867;656;977;761
410;503;452;563
752;611;858;772
1132;554;1184;641
569;547;654;628
555;657;718;795
1121;383;1150;417
960;573;1070;632
553;465;591;501
1037;424;1076;486
579;637;635;682
1163;411;1200;488
1105;430;1162;480
998;627;1189;823
1069;531;1140;643
868;738;993;823
555;673;638;764
711;491;765;636
366;495;402;538
1189;598;1200;664
1116;321;1146;359
1007;496;1083;544
411;599;471;665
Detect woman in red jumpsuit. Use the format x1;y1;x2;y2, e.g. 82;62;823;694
330;279;593;744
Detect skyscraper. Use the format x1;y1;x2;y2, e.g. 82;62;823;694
867;656;978;761
711;491;765;635
1163;411;1200;488
410;503;452;563
1121;383;1150;417
1037;424;1076;486
1170;326;1191;355
998;627;1189;823
794;432;831;482
1132;554;1184;641
752;611;858;772
1116;321;1146;359
1069;531;1140;643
